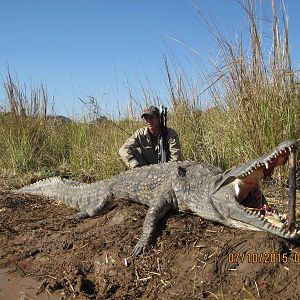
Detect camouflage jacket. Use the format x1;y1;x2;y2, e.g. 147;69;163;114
119;127;182;169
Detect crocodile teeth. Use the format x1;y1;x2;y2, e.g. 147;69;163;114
265;162;269;169
290;230;297;238
289;146;293;152
281;229;288;235
234;183;240;197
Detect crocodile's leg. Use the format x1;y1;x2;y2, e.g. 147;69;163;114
66;211;89;220
131;192;174;257
67;192;113;220
85;192;114;217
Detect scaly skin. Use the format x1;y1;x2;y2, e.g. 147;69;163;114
15;140;299;256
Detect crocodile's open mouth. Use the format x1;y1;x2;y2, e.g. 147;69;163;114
233;142;298;236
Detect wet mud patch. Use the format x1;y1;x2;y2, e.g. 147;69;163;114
1;190;300;299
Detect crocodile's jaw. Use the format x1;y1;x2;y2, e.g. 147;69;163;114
213;182;300;240
212;140;299;240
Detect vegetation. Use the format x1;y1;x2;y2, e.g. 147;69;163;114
0;1;299;181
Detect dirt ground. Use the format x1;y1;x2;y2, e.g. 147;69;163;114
1;177;300;299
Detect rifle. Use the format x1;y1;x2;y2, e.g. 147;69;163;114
158;105;168;163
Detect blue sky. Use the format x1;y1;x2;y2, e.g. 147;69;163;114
0;1;299;119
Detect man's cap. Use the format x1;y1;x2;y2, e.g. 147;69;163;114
141;106;159;118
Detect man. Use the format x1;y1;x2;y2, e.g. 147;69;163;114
119;105;182;169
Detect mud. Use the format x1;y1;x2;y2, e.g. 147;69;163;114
0;267;60;299
1;184;300;299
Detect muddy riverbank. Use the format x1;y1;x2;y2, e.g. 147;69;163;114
1;183;300;299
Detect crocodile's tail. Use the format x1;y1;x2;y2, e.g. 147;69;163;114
14;177;90;210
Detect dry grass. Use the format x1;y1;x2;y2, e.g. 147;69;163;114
0;0;299;180
166;0;299;170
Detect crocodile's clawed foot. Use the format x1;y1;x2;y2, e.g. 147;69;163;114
66;211;89;221
131;238;148;257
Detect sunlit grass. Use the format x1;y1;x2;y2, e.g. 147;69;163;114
0;1;298;181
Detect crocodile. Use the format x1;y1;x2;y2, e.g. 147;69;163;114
15;140;299;256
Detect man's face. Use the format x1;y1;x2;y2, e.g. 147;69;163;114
144;114;160;134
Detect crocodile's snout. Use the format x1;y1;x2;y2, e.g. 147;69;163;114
220;140;298;238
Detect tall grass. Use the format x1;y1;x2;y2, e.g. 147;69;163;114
0;74;142;179
0;0;298;180
166;0;299;169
